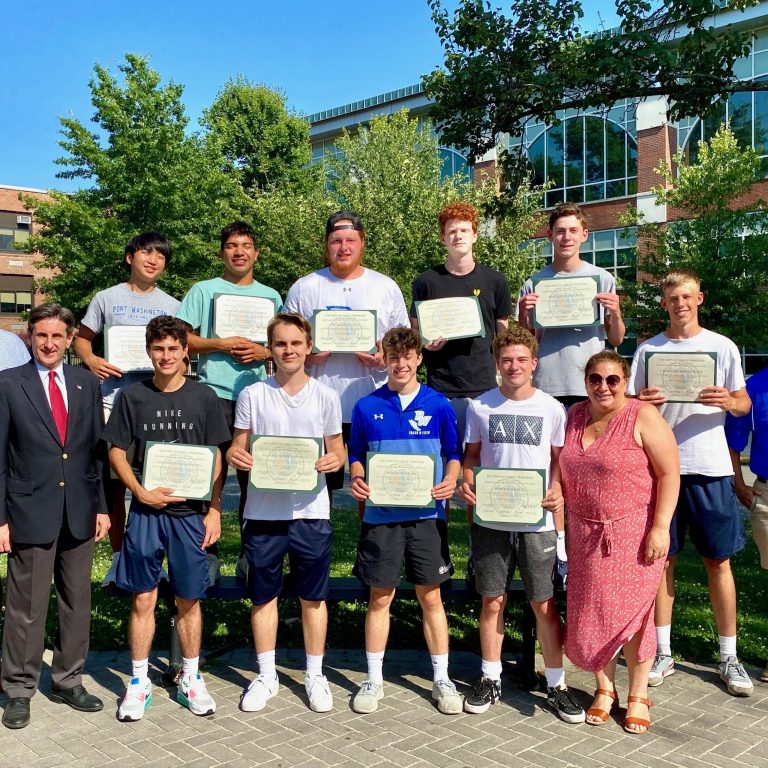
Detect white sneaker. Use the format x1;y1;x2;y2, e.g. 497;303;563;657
648;654;675;687
351;680;384;714
102;552;120;587
719;656;754;697
118;677;152;722
432;678;463;715
305;674;333;712
240;674;279;712
177;672;216;716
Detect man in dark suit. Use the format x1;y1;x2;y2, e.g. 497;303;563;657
0;303;110;729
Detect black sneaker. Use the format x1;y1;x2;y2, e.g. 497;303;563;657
546;686;586;724
463;676;501;714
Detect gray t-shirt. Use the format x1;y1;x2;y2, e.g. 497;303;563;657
81;282;180;406
517;262;616;397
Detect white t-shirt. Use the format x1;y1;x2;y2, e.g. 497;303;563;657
628;328;746;476
465;387;566;532
234;377;342;520
284;267;409;421
517;262;616;397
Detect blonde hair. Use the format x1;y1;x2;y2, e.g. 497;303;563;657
661;269;701;293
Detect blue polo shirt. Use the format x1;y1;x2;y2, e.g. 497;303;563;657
726;367;768;478
349;383;461;524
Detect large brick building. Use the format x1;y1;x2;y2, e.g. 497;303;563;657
0;185;55;337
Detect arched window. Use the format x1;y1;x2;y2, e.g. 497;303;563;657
439;147;470;181
528;116;638;208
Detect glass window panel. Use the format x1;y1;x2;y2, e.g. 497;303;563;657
627;138;638;176
755;90;768;155
618;228;637;246
596;251;614;268
1;293;14;313
627;177;637;195
529;135;546;185
584;117;604;183
14;230;29;243
728;92;753;147
546;189;565;207
605;122;626;180
755;27;768;51
565;186;584;203
564;118;584;187
606;179;625;198
0;235;13;251
733;56;752;80
594;231;615;250
547;126;564;186
703;101;727;141
755;51;768;77
584;183;605;201
616;247;634;266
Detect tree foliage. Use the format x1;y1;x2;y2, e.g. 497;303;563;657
425;0;762;198
622;125;768;349
202;77;313;192
22;55;249;313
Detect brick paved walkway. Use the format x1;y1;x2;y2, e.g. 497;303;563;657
0;647;765;767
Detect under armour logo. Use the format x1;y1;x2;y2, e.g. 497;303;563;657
342;286;352;293
373;413;384;420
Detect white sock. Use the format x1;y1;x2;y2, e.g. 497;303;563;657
719;635;737;661
366;650;385;684
656;625;672;656
182;656;199;678
544;667;565;689
257;650;277;681
131;658;149;681
480;659;502;682
305;653;324;678
431;653;449;683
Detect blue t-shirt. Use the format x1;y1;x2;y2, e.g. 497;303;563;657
726;366;768;478
349;383;461;524
176;277;282;401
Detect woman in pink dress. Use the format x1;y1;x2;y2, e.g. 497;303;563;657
559;351;679;734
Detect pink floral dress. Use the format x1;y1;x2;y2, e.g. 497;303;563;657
559;398;665;672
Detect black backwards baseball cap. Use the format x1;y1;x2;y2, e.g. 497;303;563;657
325;210;365;237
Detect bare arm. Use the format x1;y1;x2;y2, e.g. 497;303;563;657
226;427;253;471
697;386;750;417
109;445;185;508
317;433;346;474
730;446;758;510
635;405;681;562
433;458;460;501
597;292;625;347
73;325;123;381
202;450;223;549
185;329;271;364
458;441;481;523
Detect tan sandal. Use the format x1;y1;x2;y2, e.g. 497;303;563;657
586;687;616;725
623;695;652;734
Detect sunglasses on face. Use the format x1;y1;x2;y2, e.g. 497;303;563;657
586;373;625;388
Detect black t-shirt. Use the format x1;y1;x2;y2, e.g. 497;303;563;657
410;263;513;398
103;378;231;516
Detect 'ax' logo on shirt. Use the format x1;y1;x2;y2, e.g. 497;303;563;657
408;410;432;432
489;414;543;445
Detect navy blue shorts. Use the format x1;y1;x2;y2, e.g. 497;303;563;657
242;518;332;605
116;503;210;599
670;475;747;560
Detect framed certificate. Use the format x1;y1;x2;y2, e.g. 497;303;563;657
532;276;600;329
212;294;277;343
415;296;485;343
473;468;547;526
645;351;718;403
366;452;436;508
249;435;322;493
312;309;378;353
141;442;217;501
104;325;152;372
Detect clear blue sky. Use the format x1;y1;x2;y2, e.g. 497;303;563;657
1;0;618;192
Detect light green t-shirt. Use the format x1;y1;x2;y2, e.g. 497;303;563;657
177;277;283;401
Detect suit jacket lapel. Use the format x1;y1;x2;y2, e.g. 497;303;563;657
20;361;65;446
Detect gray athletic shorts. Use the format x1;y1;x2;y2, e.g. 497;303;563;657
471;523;556;602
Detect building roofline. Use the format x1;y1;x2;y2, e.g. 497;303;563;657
307;83;426;124
0;184;48;194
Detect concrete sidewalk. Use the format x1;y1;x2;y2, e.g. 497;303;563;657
0;647;765;768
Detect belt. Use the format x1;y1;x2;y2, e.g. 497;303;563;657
757;476;767;484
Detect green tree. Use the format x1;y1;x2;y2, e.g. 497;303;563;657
21;54;249;313
425;0;762;200
202;77;314;192
622;125;768;349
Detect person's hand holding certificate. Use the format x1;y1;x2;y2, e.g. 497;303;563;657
141;442;217;500
532;276;600;328
249;436;323;493
312;310;377;353
415;297;484;344
360;452;437;508
472;468;547;526
212;294;277;343
645;351;717;403
104;325;152;372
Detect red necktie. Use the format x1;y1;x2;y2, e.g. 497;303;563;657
48;370;68;443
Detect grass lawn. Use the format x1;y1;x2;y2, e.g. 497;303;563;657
3;507;767;666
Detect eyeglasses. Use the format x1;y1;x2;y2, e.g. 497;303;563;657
586;373;625;388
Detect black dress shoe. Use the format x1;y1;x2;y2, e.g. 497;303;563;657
2;697;30;729
50;684;104;712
